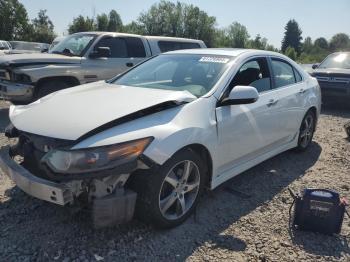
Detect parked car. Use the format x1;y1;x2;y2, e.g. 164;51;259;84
0;40;12;55
0;49;321;228
8;41;50;54
310;52;350;103
0;32;206;104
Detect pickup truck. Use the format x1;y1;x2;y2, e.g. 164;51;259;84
0;32;206;104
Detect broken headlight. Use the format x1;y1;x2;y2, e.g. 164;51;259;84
42;137;153;174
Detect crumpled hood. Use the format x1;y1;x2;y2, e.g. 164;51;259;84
0;53;81;68
10;81;196;140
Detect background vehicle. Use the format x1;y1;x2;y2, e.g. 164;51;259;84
8;41;50;54
0;49;321;228
0;32;206;104
0;40;12;55
311;52;350;103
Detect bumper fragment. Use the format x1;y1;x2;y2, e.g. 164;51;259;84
0;80;34;101
0;146;73;205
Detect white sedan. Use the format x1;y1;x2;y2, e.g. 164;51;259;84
0;49;321;228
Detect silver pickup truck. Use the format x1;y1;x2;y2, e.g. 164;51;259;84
0;32;206;104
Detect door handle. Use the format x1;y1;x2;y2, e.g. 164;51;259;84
126;62;134;67
267;99;278;107
299;88;306;94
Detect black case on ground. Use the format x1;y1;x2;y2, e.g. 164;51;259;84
293;189;345;234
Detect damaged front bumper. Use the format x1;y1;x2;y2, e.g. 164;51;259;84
0;80;34;102
0;146;73;205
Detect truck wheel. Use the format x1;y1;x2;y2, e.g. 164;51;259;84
35;80;70;99
295;110;316;152
130;148;206;228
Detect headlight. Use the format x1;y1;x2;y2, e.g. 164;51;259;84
42;137;153;174
12;72;31;83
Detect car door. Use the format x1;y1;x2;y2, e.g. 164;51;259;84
83;36;146;82
269;57;306;141
215;57;287;175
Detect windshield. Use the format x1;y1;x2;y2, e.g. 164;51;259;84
50;34;96;57
113;54;232;97
319;53;350;69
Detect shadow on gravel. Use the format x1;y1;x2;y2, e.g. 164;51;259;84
0;142;325;261
0;108;9;131
290;229;350;257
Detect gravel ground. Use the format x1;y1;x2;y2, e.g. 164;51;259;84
0;100;350;262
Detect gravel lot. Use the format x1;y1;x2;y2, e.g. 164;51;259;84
0;100;349;262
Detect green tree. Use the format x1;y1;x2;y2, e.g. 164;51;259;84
302;36;313;53
96;13;109;31
248;34;267;49
285;46;297;60
329;33;350;51
314;37;328;50
0;0;32;40
281;19;303;54
31;9;56;43
68;15;95;34
107;10;123;32
225;22;250;48
137;1;216;46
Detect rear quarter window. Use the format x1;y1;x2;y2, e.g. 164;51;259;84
158;41;200;53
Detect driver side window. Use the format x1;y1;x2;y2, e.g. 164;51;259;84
230;57;272;93
95;37;128;58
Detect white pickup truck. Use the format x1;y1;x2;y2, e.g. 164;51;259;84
0;32;206;104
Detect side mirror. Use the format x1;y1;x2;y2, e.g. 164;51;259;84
41;48;48;53
220;85;259;106
312;63;319;69
89;47;111;58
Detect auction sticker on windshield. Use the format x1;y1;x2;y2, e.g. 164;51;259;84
199;57;230;63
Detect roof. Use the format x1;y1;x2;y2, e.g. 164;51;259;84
165;48;252;57
72;32;203;43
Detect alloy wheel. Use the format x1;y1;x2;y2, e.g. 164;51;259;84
159;160;200;220
300;114;314;148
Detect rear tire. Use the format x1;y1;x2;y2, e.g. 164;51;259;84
129;148;206;229
35;80;70;99
295;110;316;152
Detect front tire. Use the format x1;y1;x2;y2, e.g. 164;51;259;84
295;110;316;151
130;148;206;228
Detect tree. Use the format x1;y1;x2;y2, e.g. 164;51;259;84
314;37;328;50
329;33;350;51
107;10;123;32
96;13;109;31
248;34;267;50
225;22;250;48
281;19;302;54
285;46;297;60
68;15;95;34
31;9;56;43
0;0;32;40
137;1;216;46
302;36;313;53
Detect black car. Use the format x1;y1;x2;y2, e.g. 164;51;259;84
311;52;350;103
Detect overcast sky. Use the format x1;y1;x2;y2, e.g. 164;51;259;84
20;0;350;48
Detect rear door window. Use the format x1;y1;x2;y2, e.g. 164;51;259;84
125;37;146;57
271;59;296;88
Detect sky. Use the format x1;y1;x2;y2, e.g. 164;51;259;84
20;0;350;48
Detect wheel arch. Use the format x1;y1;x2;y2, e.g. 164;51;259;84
174;143;213;188
36;76;80;89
